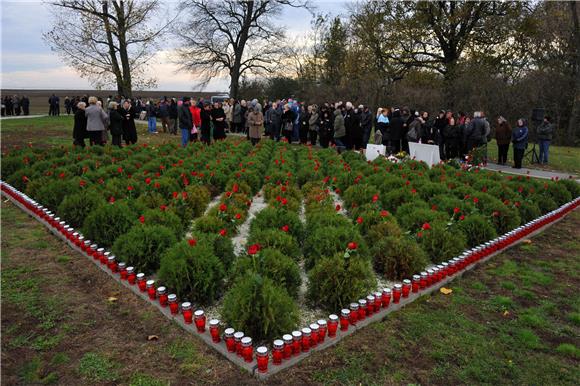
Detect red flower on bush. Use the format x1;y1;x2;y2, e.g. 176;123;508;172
453;207;460;214
160;205;167;211
347;242;358;250
59;172;65;179
127;186;134;191
473;197;479;204
145;178;151;185
226;191;232;198
233;183;239;193
235;213;242;220
281;198;288;206
431;204;438;211
219;203;228;212
417;231;423;238
492;211;500;217
422;222;431;230
281;225;289;232
182;191;187;199
335;204;341;211
380;210;390;217
79;180;86;187
356;217;363;224
372;194;379;202
276;195;282;202
172;191;178;199
117;167;123;173
188;239;197;247
139;215;145;224
281;186;287;192
109;196;116;203
248;244;261;255
411;188;417;194
219;229;227;237
459;215;465;221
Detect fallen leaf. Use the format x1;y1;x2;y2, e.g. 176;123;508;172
440;287;452;295
503;310;510;317
147;335;159;341
107;297;118;303
523;239;532;244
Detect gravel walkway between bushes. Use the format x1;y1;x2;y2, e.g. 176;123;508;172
231;189;267;256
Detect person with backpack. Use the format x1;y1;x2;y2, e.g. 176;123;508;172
407;112;423;144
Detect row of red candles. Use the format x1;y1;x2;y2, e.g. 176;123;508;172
1;180;578;374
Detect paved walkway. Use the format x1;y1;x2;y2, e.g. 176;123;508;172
0;114;47;120
484;162;578;182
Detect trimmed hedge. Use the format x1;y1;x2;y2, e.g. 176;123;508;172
83;202;136;247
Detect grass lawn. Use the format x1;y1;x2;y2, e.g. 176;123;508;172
486;139;580;176
2;197;579;385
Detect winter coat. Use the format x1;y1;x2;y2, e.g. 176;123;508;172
73;109;87;140
158;102;169;118
233;104;242;124
443;123;460;140
344;109;360;139
85;105;108;132
465;117;486;142
333;109;346;138
146;104;157;118
281;109;295;131
421;120;437;144
108;109;123;136
269;108;282;131
178;104;193;130
189;105;201;128
389;111;404;141
537;122;554;141
309;112;319;131
495;122;512;145
168;102;178;119
247;111;264;139
407;118;422;142
512;125;529;150
360;110;372;131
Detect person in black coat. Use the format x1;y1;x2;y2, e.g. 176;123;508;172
121;100;138;145
432;110;447;159
299;105;309;144
168;98;178;135
108;102;124;147
318;108;333;148
343;102;359;150
21;96;30;116
211;102;227;140
386;109;404;154
200;102;212;144
420;112;437;144
73;101;88;147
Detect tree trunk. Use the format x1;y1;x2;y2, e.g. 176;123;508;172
568;1;580;143
230;66;240;100
115;1;133;98
101;2;124;97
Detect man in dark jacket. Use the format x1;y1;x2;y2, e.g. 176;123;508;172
433;110;447;159
359;105;373;149
178;97;193;147
168;98;178;135
537;116;554;164
386;109;404;154
343;102;360;150
465;111;486;153
268;102;282;141
73;101;87;147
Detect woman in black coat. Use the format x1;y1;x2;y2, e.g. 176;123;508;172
108;102;124;148
121;100;138;145
73;101;88;147
211;102;227;140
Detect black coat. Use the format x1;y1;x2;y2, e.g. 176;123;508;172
389;112;404;141
178;104;193;130
122;106;138;143
73;109;87;140
109;109;123;136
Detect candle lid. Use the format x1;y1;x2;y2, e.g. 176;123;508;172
90;243;97;249
349;302;359;310
329;314;338;321
432;267;439;272
382;287;392;293
182;302;192;310
107;255;116;262
84;240;91;245
317;319;327;326
358;299;367;305
157;286;166;294
126;266;135;273
273;339;284;348
136;273;145;279
412;274;421;280
301;327;311;335
72;232;79;237
78;236;85;240
441;262;448;267
366;295;375;301
225;328;235;336
256;346;268;355
103;252;111;258
291;330;302;338
146;279;155;287
309;323;319;330
282;334;293;342
241;337;252;346
394;284;402;289
340;309;350;316
209;319;219;326
426;269;434;274
194;310;204;317
168;294;177;302
374;291;382;298
234;331;244;339
118;262;126;269
97;247;104;252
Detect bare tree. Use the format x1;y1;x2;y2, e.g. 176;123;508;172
44;0;172;97
175;0;309;99
569;1;580;142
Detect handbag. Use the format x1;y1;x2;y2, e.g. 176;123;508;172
191;124;198;134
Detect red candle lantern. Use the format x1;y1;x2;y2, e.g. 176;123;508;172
340;309;350;331
77;235;85;248
358;299;368;319
97;248;106;264
136;273;146;291
426;269;435;286
126;267;136;284
90;244;98;259
241;337;253;362
209;319;220;343
402;279;411;298
194;310;206;333
83;240;91;252
291;331;302;355
272;339;284;365
182;302;193;324
373;292;382;311
72;232;80;245
168;294;178;315
107;255;117;272
301;327;311;352
392;284;402;303
256;346;268;372
224;328;236;352
317;319;327;343
157;286;168;307
309;323;320;347
328;314;339;337
146;280;156;300
441;262;449;277
381;288;391;308
412;275;420;293
349;302;359;324
282;334;293;358
366;294;376;314
118;262;127;279
234;331;245;355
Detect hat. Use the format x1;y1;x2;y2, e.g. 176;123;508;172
183;96;190;102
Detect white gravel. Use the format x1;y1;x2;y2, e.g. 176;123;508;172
231;189;267;256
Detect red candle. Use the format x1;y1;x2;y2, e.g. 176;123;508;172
157;286;168;307
97;248;106;264
209;319;220;343
309;323;319;347
441;262;449;277
182;302;193;324
349;302;359;325
301;328;311;352
393;284;402;303
194;310;206;333
127;267;136;284
241;337;253;362
426;269;435;286
437;264;445;279
366;295;376;314
77;235;84;248
234;331;245;355
381;288;391;308
412;275;420;293
168;294;178;315
282;334;293;358
146;280;156;300
317;319;327;343
402;279;411;298
107;255;117;272
137;273;146;291
272;339;284;365
373;292;382;311
291;331;302;355
118;262;127;279
328;314;338;337
256;346;268;372
340;309;350;331
224;328;236;352
83;240;91;252
90;244;98;259
358;299;367;319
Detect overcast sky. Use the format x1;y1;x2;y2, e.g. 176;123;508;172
1;1;347;92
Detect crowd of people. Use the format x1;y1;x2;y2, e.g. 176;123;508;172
66;93;554;169
1;95;30;116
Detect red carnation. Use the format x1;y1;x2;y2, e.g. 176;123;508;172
356;217;363;224
219;203;228;212
422;222;431;230
188;239;197;247
281;186;287;192
411;188;417;194
372;194;379;202
459;215;465;221
235;213;242;220
248;244;261;255
281;225;289;232
219;229;227;237
145;178;151;185
492;211;500;217
160;205;167;211
347;242;358;250
417;231;423;238
453;207;460;214
117;167;123;173
172;191;178;198
59;172;65;179
281;198;288;205
182;191;187;199
473;197;479;204
380;210;389;217
233;183;239;193
109;196;116;203
335;204;341;211
226;191;232;198
79;180;86;187
139;215;145;224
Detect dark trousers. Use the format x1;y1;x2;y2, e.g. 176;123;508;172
308;130;318;146
73;138;85;148
497;144;509;164
319;132;330;148
299;127;308;144
88;131;103;146
269;125;281;141
445;139;459;159
112;134;122;148
539;140;550;164
513;148;525;169
283;129;292;143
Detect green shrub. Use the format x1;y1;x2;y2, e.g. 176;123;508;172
249;208;304;241
112;225;176;273
157;241;224;304
231;248;302;298
29;178;81;211
516;200;542;224
342;184;379;209
558;179;580;198
456;214;497;248
185;184;211;217
83;202;136;247
135;192;167;210
57;190;105;229
418;221;467;264
189;232;235;268
304;225;369;270
371;236;428;280
307;253;376;312
367;219;403;240
545;182;572;206
530;194;557;214
141;209;184;236
381;188;412;213
417;182;449;201
397;207;446;232
305;210;351;233
222;274;299;342
247;229;301;261
194;215;226;234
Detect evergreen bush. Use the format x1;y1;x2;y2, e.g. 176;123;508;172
83;202;136;247
112;225;176;273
